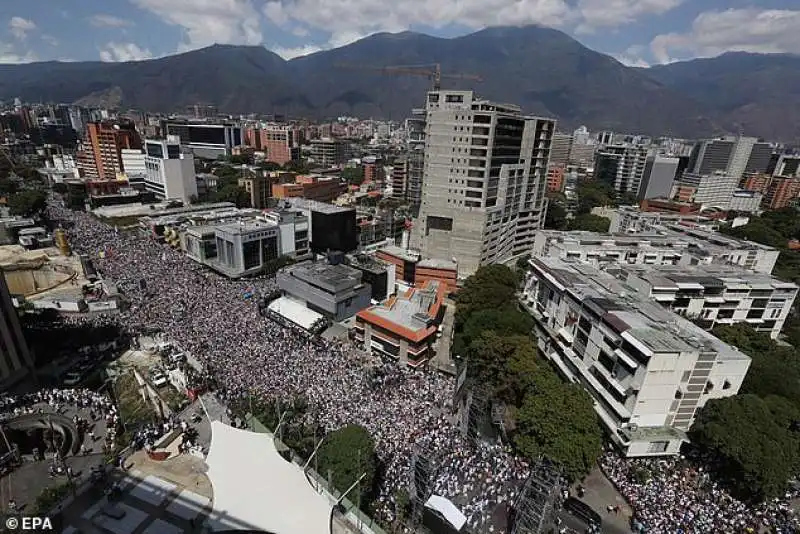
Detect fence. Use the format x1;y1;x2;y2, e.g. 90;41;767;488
245;414;388;534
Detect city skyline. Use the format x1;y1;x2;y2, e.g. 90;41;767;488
0;1;797;65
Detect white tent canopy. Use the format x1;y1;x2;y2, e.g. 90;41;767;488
425;495;467;531
205;421;333;533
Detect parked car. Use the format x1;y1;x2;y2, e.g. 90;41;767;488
563;498;602;527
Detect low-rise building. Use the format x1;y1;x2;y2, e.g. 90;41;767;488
276;261;372;321
272;175;345;203
608;206;720;234
522;257;750;457
612;264;797;339
376;245;458;293
532;227;780;275
239;174;272;209
354;280;446;367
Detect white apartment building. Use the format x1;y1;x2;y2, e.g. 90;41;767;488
607;206;719;234
615;264;798;339
532;226;780;275
412;90;555;277
143;136;198;203
673;171;739;210
522;257;751;457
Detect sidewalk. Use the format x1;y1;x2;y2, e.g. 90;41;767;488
574;467;632;534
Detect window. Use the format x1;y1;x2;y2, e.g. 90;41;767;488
445;94;464;103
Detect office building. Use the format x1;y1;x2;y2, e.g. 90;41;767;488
310;138;348;167
239;174;272;209
0;274;33;388
672;171;739;210
638;155;679;200
77;120;142;180
613;263;797;339
138;137;198;203
162;120;242;160
412;90;555;277
773;154;800;178
354;280;446;367
569;142;596;166
689;136;771;181
549;133;573;168
522;257;750;457
763;176;800;210
260;125;299;165
277;261;371;321
396;114;426;210
594;144;651;195
740;173;772;194
281;199;357;254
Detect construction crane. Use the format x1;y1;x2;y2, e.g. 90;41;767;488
336;63;482;92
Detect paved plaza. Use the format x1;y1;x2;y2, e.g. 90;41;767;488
59;468;211;534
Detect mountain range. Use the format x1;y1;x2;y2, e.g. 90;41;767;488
1;26;799;141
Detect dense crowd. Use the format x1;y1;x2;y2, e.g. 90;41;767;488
601;453;800;533
46;201;800;532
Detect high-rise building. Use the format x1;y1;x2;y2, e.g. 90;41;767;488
688;136;770;181
310;138;348;167
549;133;573;168
162;120;242;160
142;136;198;203
671;171;739;209
773;154;800;178
0;274;33;387
412;90;554;277
259;125;300;165
77;120;142;180
594;144;650;195
638;155;679;200
763;176;800;210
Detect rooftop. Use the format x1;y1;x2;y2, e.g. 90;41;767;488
378;245;420;263
214;220;278;236
611;263;798;291
530;256;749;362
357;280;445;341
281;198;352;214
418;258;457;270
286;261;364;293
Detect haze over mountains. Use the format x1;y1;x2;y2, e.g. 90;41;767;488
1;25;798;140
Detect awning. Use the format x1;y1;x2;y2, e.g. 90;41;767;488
205;421;333;533
425;495;467;531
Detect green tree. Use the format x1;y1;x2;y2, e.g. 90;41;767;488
455;264;519;326
454;306;533;359
258;161;282;171
342;166;365;186
544;201;567;230
317;425;377;509
513;372;603;481
283;159;311;174
576;181;615;214
466;332;540;405
228;154;253;165
8;189;47;217
690;394;800;500
567;213;610;232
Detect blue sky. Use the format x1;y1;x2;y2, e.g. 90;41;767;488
0;1;798;65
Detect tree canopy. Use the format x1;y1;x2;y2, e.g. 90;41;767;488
689;394;800;501
317;424;377;508
8;188;47;217
454;306;533;360
544;200;567;230
342;166;365;186
455;264;520;327
567;213;610;232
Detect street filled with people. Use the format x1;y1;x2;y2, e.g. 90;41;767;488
45;201;800;532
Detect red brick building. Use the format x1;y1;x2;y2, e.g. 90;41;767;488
77;121;141;180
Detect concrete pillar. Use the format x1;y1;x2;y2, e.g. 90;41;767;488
399;339;409;366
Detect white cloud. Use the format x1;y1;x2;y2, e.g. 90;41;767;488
42;34;59;46
262;0;574;54
614;44;650;67
0;42;36;63
650;8;800;64
272;44;323;59
575;0;684;33
90;14;134;28
99;42;153;62
9;16;36;40
132;0;263;51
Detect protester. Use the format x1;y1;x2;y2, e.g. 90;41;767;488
45;202;800;532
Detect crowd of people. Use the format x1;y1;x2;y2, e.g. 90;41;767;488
601;452;800;533
46;200;800;532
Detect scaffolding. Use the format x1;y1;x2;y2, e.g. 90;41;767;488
408;442;440;527
510;458;565;534
462;385;490;441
